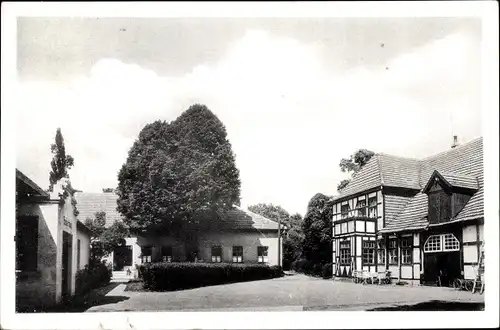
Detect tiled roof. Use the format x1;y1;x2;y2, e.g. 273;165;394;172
334;154;421;200
211;206;283;231
379;137;483;233
378;154;421;190
422;171;480;193
74;192;280;232
450;186;484;223
334;157;382;199
384;195;413;223
379;193;429;233
74;192;123;227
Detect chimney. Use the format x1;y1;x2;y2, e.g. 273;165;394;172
451;135;459;148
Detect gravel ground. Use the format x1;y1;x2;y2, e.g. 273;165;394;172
85;274;484;312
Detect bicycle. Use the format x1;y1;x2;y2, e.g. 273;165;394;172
452;278;474;292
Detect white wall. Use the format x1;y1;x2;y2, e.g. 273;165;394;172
197;231;282;266
76;228;90;270
16;202;61;305
462;224;477;243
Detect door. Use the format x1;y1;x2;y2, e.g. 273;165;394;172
423;251;461;286
62;231;72;299
113;246;132;271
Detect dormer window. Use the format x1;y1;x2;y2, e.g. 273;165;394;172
423;170;479;225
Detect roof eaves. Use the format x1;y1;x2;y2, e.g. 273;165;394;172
16;169;50;198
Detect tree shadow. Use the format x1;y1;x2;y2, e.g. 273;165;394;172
367;300;485;311
17;283;130;313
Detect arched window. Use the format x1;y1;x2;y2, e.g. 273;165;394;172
443;233;460;251
424;233;460;253
424;235;442;252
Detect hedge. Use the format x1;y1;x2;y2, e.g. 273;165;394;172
290;259;332;279
138;262;283;291
75;261;112;296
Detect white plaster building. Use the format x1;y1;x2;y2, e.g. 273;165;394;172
16;170;92;310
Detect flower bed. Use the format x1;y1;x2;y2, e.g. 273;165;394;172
138;262;283;291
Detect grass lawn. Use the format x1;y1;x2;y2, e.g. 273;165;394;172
125;280;149;292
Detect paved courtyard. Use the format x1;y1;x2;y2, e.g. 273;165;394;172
86;274;484;312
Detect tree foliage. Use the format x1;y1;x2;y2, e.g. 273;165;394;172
336;179;351;192
301;193;333;264
84;212;128;262
337;149;375;192
117;104;241;233
248;203;304;270
48;128;75;192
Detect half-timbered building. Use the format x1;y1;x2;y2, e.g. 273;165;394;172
331;136;484;286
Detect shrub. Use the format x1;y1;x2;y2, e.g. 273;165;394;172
138;262;283;291
321;263;333;279
75;261;112;295
292;258;310;273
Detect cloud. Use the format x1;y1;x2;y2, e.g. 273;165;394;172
15;29;481;215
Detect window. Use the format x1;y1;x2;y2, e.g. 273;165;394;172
443;234;460;251
341;204;350;219
424;233;459;253
356;199;367;217
232;246;243;263
362;241;376;265
257;246;269;263
388;239;398;265
141;246;152;263
211;245;222;262
77;239;81;270
401;236;412;265
377;239;386;265
16;216;38;272
161;246;173;262
424;235;442;252
339;241;351;265
368;197;377;218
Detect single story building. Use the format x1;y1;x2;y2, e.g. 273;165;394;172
75;191;284;280
331;136;484;286
16;170;92;310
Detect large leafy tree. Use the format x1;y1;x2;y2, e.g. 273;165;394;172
301;193;333;264
248;203;304;270
117;104;241;233
84;212;129;263
48;128;75;192
337;149;375;192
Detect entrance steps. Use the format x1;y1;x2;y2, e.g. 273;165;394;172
111;270;135;283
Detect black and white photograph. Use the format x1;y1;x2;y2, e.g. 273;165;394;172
1;2;499;329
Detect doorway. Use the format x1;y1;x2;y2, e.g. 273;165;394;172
113;246;132;271
62;231;72;299
423;251;461;286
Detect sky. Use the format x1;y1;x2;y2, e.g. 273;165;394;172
15;17;482;216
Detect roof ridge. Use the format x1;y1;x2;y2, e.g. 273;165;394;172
438;171;476;177
421;136;482;161
377;152;420;161
234;206;279;225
